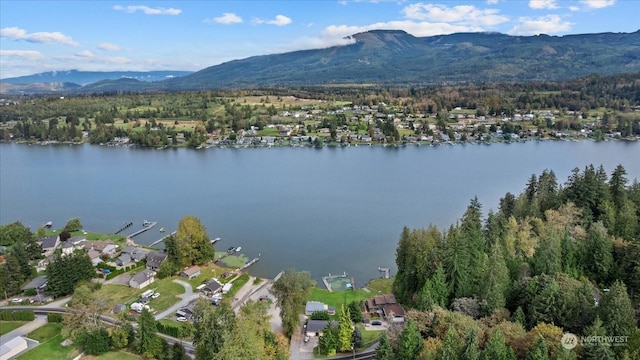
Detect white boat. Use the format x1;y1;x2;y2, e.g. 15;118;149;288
159;227;165;232
235;247;242;252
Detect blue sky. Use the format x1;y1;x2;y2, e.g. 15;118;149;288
1;0;638;78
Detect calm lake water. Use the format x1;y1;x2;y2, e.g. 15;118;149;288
1;140;639;286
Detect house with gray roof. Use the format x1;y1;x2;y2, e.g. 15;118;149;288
305;320;338;337
115;253;132;267
146;251;167;271
129;269;155;289
38;235;59;256
305;301;335;316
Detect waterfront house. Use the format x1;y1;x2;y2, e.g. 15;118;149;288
201;278;222;295
61;241;75;256
87;249;102;266
115;253;132;267
122;246;147;262
38;235;59;257
84;240;117;258
305;301;335;316
180;266;201;279
365;294;405;321
129;269;155;289
305;320;338;337
146;251;167;271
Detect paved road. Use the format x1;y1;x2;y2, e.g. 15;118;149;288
154;279;199;321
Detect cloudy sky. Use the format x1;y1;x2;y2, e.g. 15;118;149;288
0;0;637;78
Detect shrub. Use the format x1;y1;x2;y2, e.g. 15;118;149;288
311;310;330;320
0;310;35;321
47;313;63;323
24;288;37;296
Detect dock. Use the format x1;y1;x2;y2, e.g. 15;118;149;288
149;231;177;247
128;221;157;238
112;221;133;235
239;257;260;272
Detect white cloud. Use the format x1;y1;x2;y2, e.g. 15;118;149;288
113;5;181;15
402;3;508;27
205;13;243;24
98;42;120;51
0;27;78;46
529;0;558;9
509;15;573;35
75;50;94;58
580;0;616;9
253;15;292;26
0;49;44;60
569;6;581;11
486;0;501;4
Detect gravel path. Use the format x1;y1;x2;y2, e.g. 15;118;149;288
154;279;198;321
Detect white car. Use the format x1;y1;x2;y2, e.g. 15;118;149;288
11;298;23;303
151;293;160;299
176;316;187;322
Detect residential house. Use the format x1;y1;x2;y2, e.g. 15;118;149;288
61;241;75;256
305;320;338;337
84;240;117;258
36;255;56;272
200;278;222;295
365;294;405;321
129;269;155;289
87;249;102;266
38;235;59;257
115;253;132;267
67;236;87;248
0;336;28;360
122;246;147;262
180;266;201;279
21;275;47;292
146;251;167;271
305;301;335;316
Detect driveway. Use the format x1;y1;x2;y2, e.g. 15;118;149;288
0;314;47;344
154;279;199;320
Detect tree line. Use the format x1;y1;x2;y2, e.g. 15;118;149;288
385;164;639;359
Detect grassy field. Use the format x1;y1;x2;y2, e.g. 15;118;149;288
94;284;140;308
185;263;226;288
27;323;63;342
0;321;27;335
146;278;186;312
17;334;80;360
309;288;372;311
365;278;394;294
357;323;383;349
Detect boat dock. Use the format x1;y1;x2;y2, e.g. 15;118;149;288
239;257;260;271
112;221;133;235
149;231;177;247
128;221;157;238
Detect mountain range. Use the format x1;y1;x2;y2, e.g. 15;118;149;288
1;30;639;94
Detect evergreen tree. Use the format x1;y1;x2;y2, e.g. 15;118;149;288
438;327;462;360
396;320;423;360
585;222;613;284
318;323;338;356
480;243;510;313
192;298;235;360
583;317;616;360
137;308;159;358
512;306;526;326
459;198;486;296
336;304;354;352
481;329;511;360
526;336;550;360
598;280;636;338
445;226;472;298
352;326;363;349
376;333;394;360
461;329;480;360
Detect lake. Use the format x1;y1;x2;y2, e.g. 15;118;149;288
1;140;639;286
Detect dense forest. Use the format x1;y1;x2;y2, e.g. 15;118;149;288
0;72;638;147
384;164;640;359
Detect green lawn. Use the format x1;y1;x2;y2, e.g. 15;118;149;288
0;321;27;335
215;252;249;268
94;284;140;308
147;278;185;312
357;324;382;349
366;278;394;294
309;288;372;311
16;334;80;360
185;263;226;288
225;273;250;298
27;323;63;342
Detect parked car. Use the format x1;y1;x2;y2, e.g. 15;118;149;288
304;335;310;343
11;298;23;303
176;316;187;322
151;292;160;299
371;321;382;326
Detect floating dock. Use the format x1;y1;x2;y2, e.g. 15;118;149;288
149;231;177;247
112;221;133;235
128;221;157;238
239;257;260;271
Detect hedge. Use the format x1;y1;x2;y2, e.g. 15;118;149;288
0;310;35;321
47;313;64;323
156;321;181;338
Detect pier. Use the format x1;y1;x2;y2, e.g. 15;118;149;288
378;267;390;279
112;221;133;235
149;231;177;247
128;221;157;238
239;257;260;271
